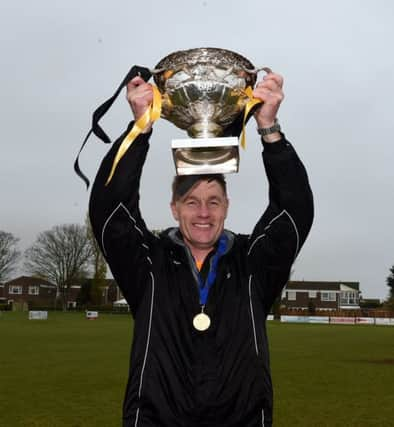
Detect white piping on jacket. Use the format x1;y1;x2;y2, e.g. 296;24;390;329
248;209;300;261
248;275;259;356
134;408;140;426
99;202;154;427
101;202;144;257
134;271;155;427
249;275;266;424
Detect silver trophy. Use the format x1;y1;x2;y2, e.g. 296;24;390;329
151;48;259;175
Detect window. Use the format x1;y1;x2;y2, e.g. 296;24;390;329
9;285;22;295
321;292;336;302
309;291;317;298
287;291;297;301
28;286;39;295
340;291;359;305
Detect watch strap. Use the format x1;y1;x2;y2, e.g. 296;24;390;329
257;119;281;136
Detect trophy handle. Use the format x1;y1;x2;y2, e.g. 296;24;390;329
242;66;272;75
149;67;166;74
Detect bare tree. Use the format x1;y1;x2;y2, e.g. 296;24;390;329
0;231;20;282
86;215;108;305
24;224;93;310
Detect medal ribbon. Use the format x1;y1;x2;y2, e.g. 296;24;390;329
240;86;263;149
105;85;162;185
197;234;228;306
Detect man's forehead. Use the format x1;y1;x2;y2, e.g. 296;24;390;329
172;174;226;202
183;180;226;199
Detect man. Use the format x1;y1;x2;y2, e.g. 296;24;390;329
89;71;313;426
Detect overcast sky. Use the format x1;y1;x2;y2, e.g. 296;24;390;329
1;0;393;299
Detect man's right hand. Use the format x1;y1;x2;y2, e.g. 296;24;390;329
126;76;154;133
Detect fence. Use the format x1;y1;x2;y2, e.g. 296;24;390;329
279;308;393;318
278;315;394;326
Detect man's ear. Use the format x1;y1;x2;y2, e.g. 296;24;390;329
170;202;179;221
224;198;229;219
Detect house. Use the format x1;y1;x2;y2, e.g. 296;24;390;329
2;276;57;308
0;282;5;302
106;279;122;303
1;276;123;309
68;278;121;308
281;280;361;311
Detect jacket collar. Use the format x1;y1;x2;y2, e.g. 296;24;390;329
164;227;234;256
161;228;234;285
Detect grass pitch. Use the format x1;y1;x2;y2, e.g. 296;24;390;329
0;312;393;427
269;322;394;427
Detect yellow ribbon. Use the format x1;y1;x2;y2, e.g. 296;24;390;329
105;84;261;184
105;85;162;185
240;86;262;149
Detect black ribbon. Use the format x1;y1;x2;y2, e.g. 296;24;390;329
74;65;152;189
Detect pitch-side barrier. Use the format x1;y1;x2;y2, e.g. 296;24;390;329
277;315;394;325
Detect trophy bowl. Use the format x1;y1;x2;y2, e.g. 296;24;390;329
152;48;258;174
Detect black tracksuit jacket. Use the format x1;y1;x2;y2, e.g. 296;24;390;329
89;123;314;427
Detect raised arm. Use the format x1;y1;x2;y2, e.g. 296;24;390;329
246;71;314;310
248;138;314;274
89;77;156;312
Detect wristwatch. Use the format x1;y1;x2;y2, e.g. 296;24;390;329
257;119;281;136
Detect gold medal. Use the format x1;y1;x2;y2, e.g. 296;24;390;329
193;311;211;331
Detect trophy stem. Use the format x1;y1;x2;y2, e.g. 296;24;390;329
188;121;223;138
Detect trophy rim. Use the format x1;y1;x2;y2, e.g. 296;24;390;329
154;47;256;69
152;47;257;90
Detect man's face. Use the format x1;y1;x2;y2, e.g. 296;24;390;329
171;180;229;255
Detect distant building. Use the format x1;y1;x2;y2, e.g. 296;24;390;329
1;276;57;307
359;298;382;309
0;276;122;310
281;280;361;311
67;278;121;308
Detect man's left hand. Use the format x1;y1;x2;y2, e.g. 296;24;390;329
253;71;284;129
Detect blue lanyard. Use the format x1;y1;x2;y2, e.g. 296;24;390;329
197;234;228;306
